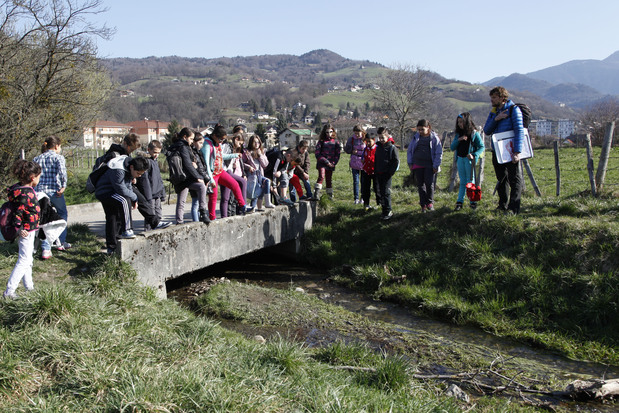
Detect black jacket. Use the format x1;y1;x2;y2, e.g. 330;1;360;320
374;141;399;176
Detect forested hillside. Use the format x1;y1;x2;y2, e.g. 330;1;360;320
99;49;577;134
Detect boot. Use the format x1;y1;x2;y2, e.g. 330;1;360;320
326;188;334;199
264;194;275;208
199;209;211;224
313;183;322;201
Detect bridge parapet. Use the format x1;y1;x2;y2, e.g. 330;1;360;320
118;202;316;297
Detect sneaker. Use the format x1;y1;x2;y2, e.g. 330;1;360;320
364;205;373;211
381;211;393;220
106;248;116;255
454;202;463;211
264;204;275;209
119;230;136;239
420;205;427;213
280;198;295;206
255;208;265;212
155;221;172;230
470;202;477;210
56;242;72;251
42;250;52;260
241;205;254;215
426;204;434;211
3;291;18;300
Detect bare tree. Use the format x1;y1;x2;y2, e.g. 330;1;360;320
581;97;619;145
0;0;113;185
372;64;433;147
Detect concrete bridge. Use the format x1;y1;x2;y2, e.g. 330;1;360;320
112;202;317;298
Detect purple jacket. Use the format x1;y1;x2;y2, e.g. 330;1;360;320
344;136;366;170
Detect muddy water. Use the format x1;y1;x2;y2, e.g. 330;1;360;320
166;250;619;383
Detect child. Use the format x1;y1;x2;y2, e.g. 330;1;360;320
189;133;209;222
269;150;296;206
34;135;69;259
201;124;252;220
374;128;400;220
95;156;150;254
314;123;341;199
450;113;485;210
361;134;379;211
289;140;312;200
136;140;171;229
407;119;443;212
168;127;210;225
344;124;366;204
220;132;248;217
3;160;42;299
242;135;274;211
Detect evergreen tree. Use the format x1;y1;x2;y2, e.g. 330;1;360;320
275;113;288;133
163;120;181;150
313;112;323;128
255;123;266;141
353;108;360;119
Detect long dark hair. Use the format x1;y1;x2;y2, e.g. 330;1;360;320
319;123;336;141
455;112;476;137
176;127;194;142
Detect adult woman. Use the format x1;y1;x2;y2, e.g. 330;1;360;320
34;136;69;259
407;119;443;212
314;123;341;200
168;127;210;224
450;113;485;210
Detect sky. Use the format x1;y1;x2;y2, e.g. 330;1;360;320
91;0;619;84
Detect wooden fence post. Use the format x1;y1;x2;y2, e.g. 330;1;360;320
585;134;597;197
523;159;541;197
477;155;485;187
595;121;614;193
448;151;458;192
554;140;561;196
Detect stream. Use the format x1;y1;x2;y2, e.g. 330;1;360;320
167;250;618;410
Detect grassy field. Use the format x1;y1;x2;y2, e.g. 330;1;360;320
302;146;619;366
0;145;616;411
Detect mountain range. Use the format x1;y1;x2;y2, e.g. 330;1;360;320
483;51;619;108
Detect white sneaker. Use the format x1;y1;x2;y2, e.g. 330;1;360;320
119;230;136;239
42;250;52;259
56;242;72;251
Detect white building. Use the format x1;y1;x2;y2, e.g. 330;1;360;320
535;119;553;137
277;128;316;150
557;119;576;139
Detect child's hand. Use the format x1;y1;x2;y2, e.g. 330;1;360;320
19;229;28;238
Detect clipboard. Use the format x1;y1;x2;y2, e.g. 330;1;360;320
491;129;533;164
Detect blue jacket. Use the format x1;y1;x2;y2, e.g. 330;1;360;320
407;131;443;169
450;131;485;161
483;99;525;153
94;156;137;202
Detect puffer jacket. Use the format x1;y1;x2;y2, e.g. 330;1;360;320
483;99;525;153
344;136;366;170
406;131;443;170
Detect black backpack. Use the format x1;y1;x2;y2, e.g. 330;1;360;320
166;149;186;186
510;103;532;129
0;198;20;242
85;151;119;193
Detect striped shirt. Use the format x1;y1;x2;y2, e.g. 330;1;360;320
34;150;67;193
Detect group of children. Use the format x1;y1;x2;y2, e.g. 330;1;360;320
2;115;482;299
342;114;484;215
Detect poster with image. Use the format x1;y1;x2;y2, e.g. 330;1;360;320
491;130;533;164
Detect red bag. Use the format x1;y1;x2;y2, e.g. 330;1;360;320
465;159;482;202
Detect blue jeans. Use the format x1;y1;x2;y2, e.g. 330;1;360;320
41;192;67;251
351;169;361;200
456;156;474;203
